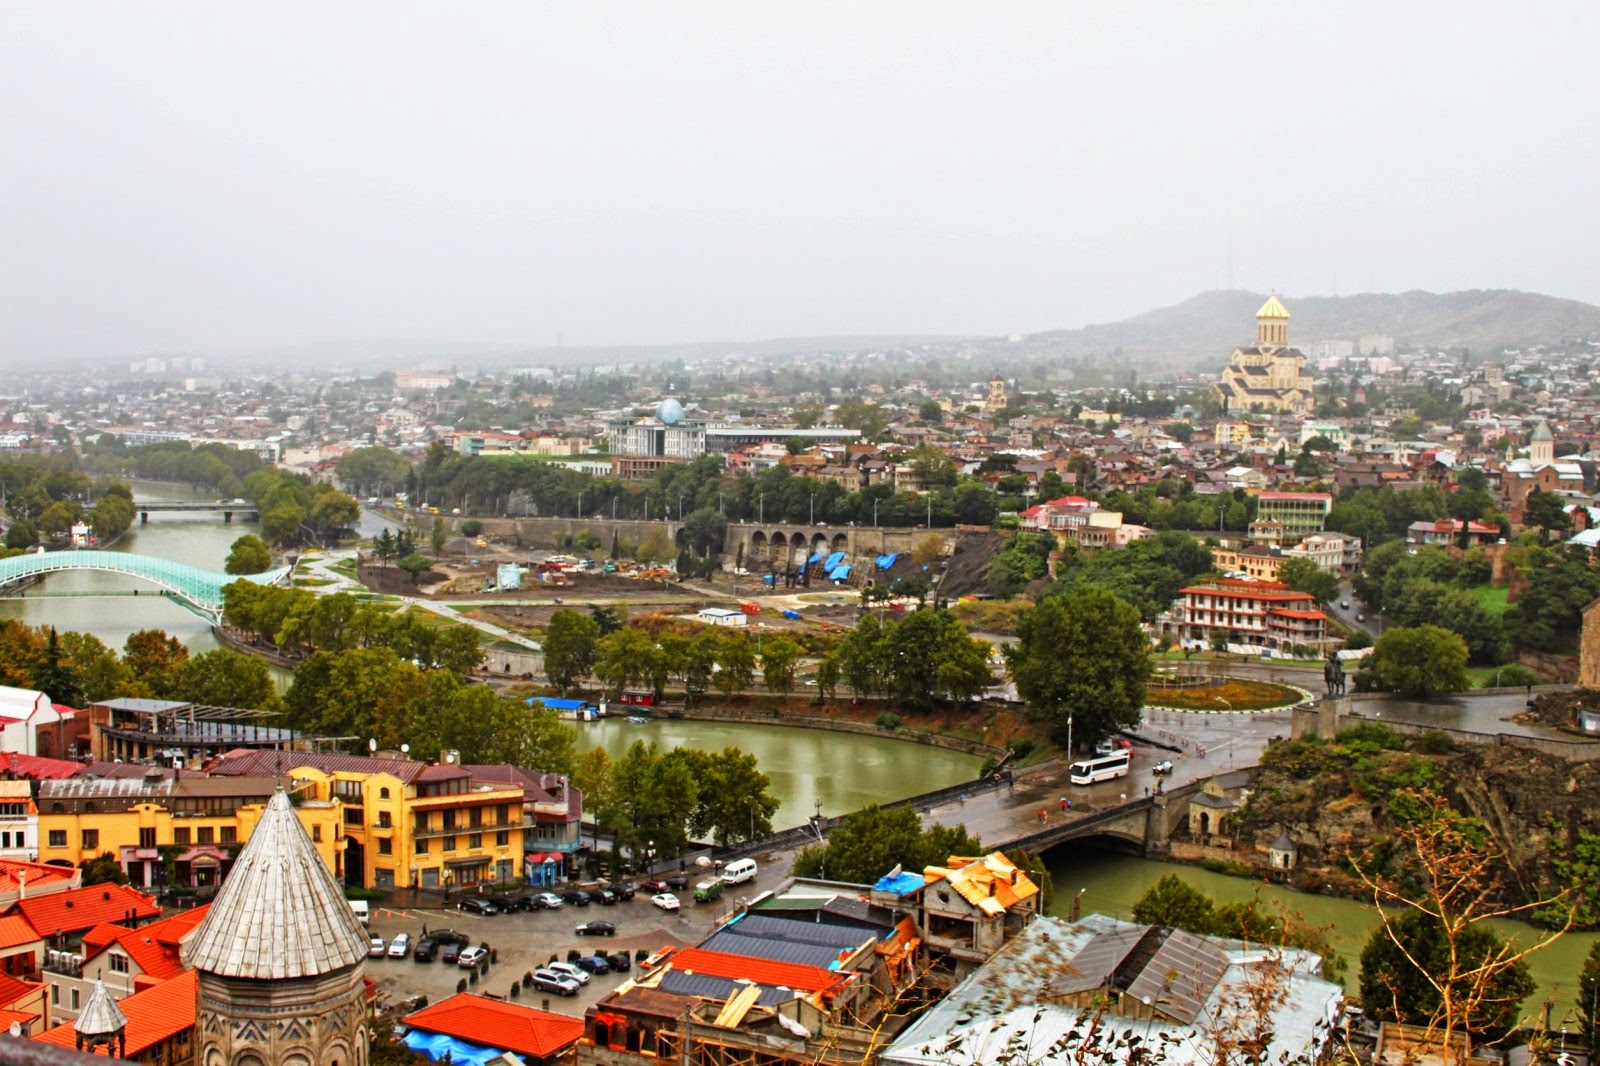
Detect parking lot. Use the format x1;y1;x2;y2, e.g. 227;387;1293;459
362;868;778;1015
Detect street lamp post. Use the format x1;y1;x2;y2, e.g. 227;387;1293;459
809;494;815;525
646;840;656;875
759;493;765;524
577;491;584;519
873;498;879;527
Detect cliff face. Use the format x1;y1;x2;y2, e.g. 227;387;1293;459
1235;733;1600;912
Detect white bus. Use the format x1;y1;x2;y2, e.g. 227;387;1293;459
1069;750;1131;785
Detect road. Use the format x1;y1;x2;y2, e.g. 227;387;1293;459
1325;579;1380;637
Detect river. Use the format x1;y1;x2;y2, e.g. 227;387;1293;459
1046;846;1594;1018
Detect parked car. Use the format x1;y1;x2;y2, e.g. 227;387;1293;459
412;939;438;962
575;920;616;937
612;882;637;901
639;878;671;894
605;952;632;972
459;897;499;916
651;892;681;911
694;879;724;904
504;894;538;912
430;929;471;947
534;892;564;909
665;873;689;890
441;940;465;964
1340;600;1350;609
532;969;580;996
367;936;386;958
387;933;411;958
560;889;592;907
546;961;590;985
594;888;619;905
1152;759;1175;776
457;946;488;969
575;955;611;975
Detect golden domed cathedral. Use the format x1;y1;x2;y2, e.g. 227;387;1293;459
1215;295;1315;416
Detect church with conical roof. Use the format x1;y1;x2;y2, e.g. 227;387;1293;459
183;787;370;1066
1214;296;1315;416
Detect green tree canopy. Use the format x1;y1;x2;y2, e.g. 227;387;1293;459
1358;909;1534;1042
791;805;981;885
1008;588;1150;751
1360;625;1469;697
544;608;600;694
224;534;273;575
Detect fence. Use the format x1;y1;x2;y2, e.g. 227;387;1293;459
1339;709;1600;762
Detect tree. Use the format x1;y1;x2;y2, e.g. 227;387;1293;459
4;519;37;550
687;747;779;846
636;526;674;565
882;609;990;710
79;852;129;886
29;628;83;707
224;534;273;575
543;609;600;694
1580;939;1600;1062
372;528;397;569
1008;589;1149;750
397;553;433;585
1354;790;1561;1046
336;446;412;497
759;636;802;698
713;633;756;698
791;805;980;884
1132;874;1217;931
1522;489;1572;544
122;629;189;694
173;649;276;709
261;501;307;546
1276;557;1339;605
682;507;725;558
1361;625;1469;697
430;517;448;556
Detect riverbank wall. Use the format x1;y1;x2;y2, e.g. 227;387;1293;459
663;703;1007;760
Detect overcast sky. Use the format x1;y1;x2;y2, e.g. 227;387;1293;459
4;2;1598;363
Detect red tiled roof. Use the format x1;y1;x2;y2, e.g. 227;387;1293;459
0;1008;35;1032
404;993;584;1059
207;748;430;783
0;914;41;952
12;883;159;939
0;860;78;898
81;906;211;982
0;753;81;779
1257;491;1332;501
1268;609;1327;620
0;972;41;1009
36;970;197;1057
665;947;848;994
1181;586;1315;604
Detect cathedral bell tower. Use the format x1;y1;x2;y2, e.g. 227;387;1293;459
1255;294;1290;347
184;787;370;1066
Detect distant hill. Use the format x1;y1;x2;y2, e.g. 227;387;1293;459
1019;289;1600;367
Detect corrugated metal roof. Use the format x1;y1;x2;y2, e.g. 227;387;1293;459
657;970;795;1006
700;929;852;969
1124;928;1228;1025
723;913;880;950
1048;923;1155;997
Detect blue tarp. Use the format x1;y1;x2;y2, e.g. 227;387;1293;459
762;574;776;585
872;871;927;896
781;609;802;620
829;564;852;580
825;551;846;570
875;553;898;570
809;550;827;564
404;1030;504;1066
526;697;589;710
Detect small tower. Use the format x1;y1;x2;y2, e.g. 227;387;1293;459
74;979;128;1058
1255;294;1290;347
185;788;370;1066
1530;419;1555;467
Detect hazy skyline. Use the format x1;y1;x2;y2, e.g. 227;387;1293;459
4;2;1598;364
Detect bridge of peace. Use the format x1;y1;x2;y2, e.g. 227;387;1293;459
0;550;286;622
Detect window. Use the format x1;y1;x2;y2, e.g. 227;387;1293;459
469;833;482;850
495;831;508;847
377;812;392;829
379;787;390;800
344;809;362;826
443;836;455;853
174;828;191;846
442;812;456;831
70;988;79;1011
197;827;214;845
138;828;155;848
415;837;428;854
51;985;58;1006
82;829;99;850
220;826;236;845
48;830;65;848
377;838;392;856
313;825;323;843
108;953;129;974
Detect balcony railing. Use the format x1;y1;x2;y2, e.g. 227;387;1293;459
413;817;534;840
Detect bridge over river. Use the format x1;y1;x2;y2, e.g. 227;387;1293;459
0;550;287;622
134;501;260;523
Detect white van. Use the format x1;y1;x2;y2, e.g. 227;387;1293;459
349;900;370;926
722;858;758;885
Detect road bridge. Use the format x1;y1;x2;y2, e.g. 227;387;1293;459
133;501;260;523
0;550;287;622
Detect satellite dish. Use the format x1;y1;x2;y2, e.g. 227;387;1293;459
444;751;457;764
401;743;410;755
7;1022;20;1037
369;738;377;752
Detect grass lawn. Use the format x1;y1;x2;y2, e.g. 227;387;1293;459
1466;585;1512;617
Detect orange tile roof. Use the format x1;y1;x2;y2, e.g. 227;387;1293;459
404;993;584;1059
0;753;82;779
36;970;197;1057
0;860;78;898
0;914;42;952
665;948;847;994
0;1008;36;1032
13;884;160;939
0;972;42;1010
81;907;211;983
922;852;1040;917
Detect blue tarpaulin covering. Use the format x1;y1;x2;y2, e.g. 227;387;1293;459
872;870;927;896
829;564;852;580
809;550;827;564
875;553;898;570
762;574;776;585
404;1030;504;1066
825;551;846;570
526;697;589;710
782;609;802;620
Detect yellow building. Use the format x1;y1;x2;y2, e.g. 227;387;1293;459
209;750;574;893
1210;543;1285;582
35;775;342;892
1215;296;1315;416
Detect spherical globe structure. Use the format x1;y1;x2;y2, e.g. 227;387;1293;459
657;398;685;425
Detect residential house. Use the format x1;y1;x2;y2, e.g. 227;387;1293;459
0;780;37;861
35;968;199;1066
0;687;63;758
1406;519;1501;547
1282;532;1359;574
1162;578;1330;652
404;993;584;1066
41;906;209;1024
1254;491;1332;539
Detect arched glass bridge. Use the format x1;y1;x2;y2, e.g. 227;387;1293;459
0;550;289;622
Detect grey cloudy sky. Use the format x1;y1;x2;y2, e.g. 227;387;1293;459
4;2;1598;363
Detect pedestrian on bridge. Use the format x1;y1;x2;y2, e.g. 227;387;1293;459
1059;797;1067;813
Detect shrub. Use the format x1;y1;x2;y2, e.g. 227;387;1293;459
1008;738;1037;760
460;519;484;537
874;711;902;731
1336;722;1403;752
1411;729;1456;754
457;978;468;993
